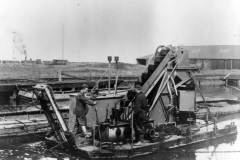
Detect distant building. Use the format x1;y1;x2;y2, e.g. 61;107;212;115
21;59;33;64
1;60;21;64
35;59;42;64
183;45;240;70
43;61;52;65
50;59;68;65
20;59;42;64
0;59;42;64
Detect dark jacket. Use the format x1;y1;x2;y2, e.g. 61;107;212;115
133;92;148;113
74;93;95;117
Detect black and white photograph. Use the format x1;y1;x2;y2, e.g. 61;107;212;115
0;0;240;159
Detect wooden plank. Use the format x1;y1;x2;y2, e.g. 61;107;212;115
148;71;169;118
145;67;167;97
0;123;49;135
148;61;179;116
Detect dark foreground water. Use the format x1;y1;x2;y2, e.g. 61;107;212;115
1;86;240;160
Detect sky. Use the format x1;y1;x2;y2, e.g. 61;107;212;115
0;0;240;63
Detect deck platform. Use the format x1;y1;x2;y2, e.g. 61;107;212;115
66;120;237;159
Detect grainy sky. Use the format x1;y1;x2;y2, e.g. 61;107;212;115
0;0;240;63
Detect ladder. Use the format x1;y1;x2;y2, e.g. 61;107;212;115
33;84;74;147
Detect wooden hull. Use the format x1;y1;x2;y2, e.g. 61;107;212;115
0;131;46;146
45;122;237;159
0;119;50;146
0;107;238;147
3;120;235;159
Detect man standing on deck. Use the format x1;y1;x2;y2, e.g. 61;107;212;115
132;82;148;145
74;84;96;137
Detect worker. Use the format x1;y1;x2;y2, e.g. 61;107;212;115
131;82;148;145
74;84;96;137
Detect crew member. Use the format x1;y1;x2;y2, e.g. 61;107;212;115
74;84;96;137
132;82;148;145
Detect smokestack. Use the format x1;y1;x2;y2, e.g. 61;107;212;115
12;31;27;61
24;48;27;62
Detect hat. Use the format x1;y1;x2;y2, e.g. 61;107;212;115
134;81;142;90
81;84;88;89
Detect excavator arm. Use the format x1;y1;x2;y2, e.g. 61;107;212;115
140;45;195;124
